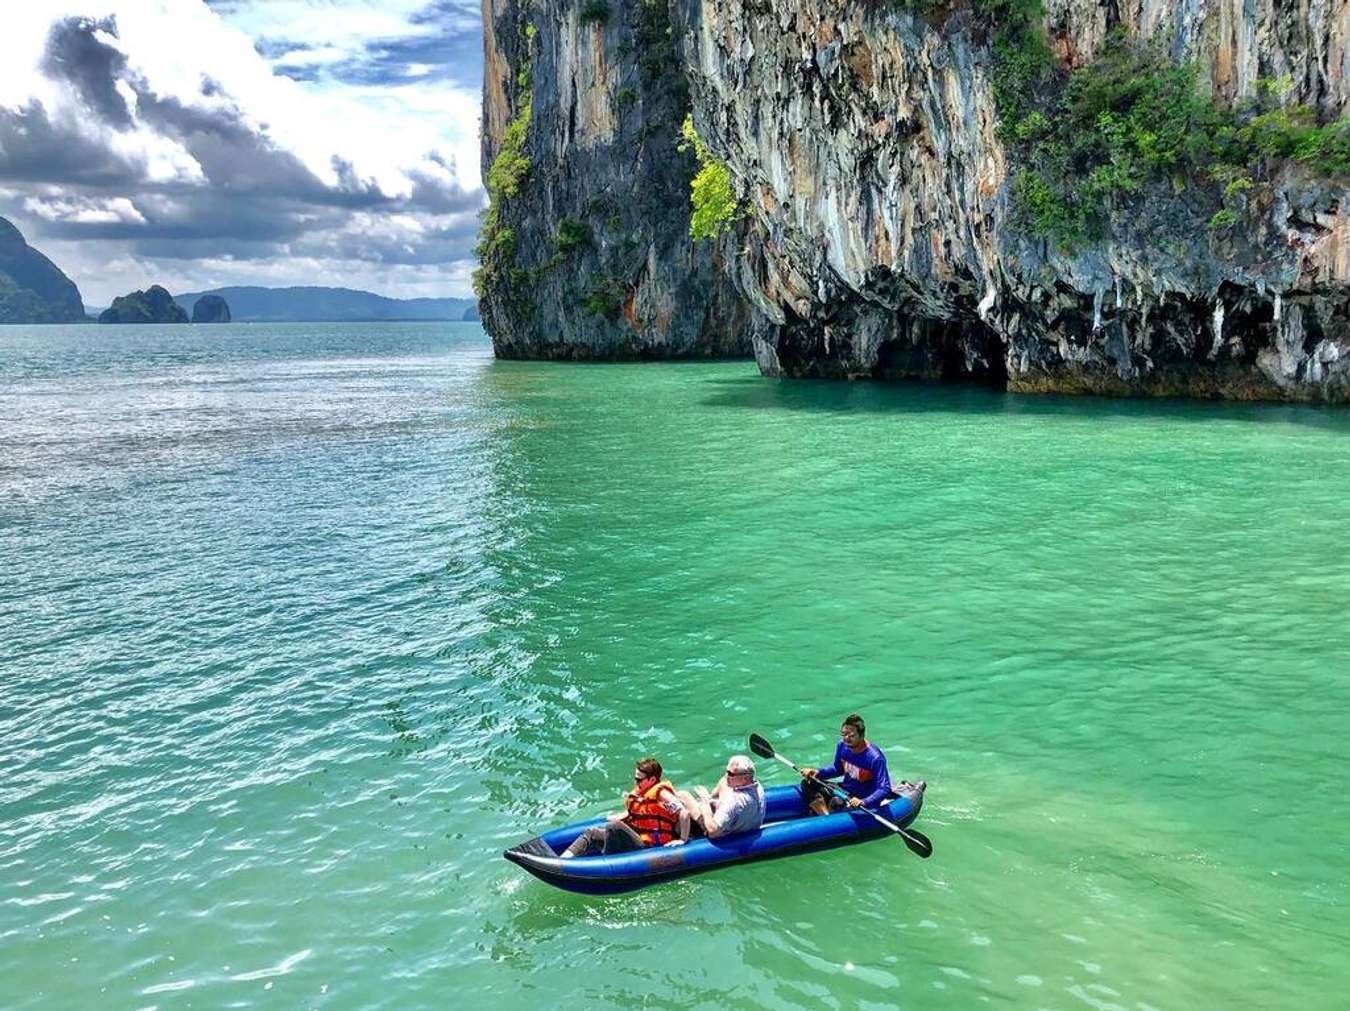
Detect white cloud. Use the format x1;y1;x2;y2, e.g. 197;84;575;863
23;194;145;225
0;0;487;301
215;0;449;52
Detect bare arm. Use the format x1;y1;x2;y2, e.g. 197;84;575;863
664;798;691;846
698;795;724;838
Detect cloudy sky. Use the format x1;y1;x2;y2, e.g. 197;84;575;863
0;1;485;306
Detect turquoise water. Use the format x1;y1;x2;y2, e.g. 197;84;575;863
2;322;1347;1009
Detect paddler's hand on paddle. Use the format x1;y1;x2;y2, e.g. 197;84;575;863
802;767;819;780
846;796;863;809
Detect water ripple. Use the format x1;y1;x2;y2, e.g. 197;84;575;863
2;323;1348;1008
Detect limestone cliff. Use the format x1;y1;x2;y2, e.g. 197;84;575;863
676;0;1350;400
477;0;752;358
480;0;1350;402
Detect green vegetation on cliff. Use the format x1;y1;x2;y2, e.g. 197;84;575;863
473;27;534;302
984;9;1350;246
579;1;610;25
679;116;739;241
553;218;592;257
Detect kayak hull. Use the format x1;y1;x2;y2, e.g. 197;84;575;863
503;781;925;895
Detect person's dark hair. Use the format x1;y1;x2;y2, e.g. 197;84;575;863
635;757;663;781
843;714;866;736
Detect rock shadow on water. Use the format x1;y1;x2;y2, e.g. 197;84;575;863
698;376;1350;432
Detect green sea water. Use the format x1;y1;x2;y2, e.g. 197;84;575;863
2;322;1347;1009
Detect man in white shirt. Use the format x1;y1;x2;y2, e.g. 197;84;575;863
686;754;765;838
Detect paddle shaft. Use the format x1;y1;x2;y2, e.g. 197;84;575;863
764;751;910;835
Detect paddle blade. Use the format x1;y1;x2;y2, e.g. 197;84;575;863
900;828;933;859
748;733;776;760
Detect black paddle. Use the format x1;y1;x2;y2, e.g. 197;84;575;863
749;733;933;859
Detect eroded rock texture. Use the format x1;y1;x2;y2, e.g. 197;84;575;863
678;0;1350;400
480;0;1350;401
478;0;752;359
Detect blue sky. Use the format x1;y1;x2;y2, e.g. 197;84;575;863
0;1;486;304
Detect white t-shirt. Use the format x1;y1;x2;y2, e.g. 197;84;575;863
711;782;765;835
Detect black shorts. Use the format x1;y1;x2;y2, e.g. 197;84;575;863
799;777;849;812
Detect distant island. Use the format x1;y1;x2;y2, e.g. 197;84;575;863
191;294;231;323
0;216;86;324
99;285;189;324
1;216;479;326
172;286;477;323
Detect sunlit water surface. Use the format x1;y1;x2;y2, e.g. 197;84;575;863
2;322;1347;1008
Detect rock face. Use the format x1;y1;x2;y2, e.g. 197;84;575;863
477;0;752;358
0;216;86;324
480;0;1350;401
191;294;231;323
673;0;1350;401
99;285;189;324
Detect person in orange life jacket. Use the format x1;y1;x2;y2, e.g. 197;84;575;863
560;757;691;857
801;713;893;815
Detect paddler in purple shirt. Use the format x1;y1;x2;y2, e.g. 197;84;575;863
801;713;893;815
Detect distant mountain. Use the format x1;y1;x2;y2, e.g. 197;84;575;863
172;286;474;322
99;285;189;324
0;216;86;323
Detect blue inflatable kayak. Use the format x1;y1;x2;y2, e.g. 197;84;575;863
503;780;926;894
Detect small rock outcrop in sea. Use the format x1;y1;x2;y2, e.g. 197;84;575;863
191;294;231;323
98;285;189;324
0;216;87;324
476;0;752;358
479;0;1350;402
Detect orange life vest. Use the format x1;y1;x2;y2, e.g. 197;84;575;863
624;779;680;845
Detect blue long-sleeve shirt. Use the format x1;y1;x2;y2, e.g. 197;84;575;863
818;740;892;807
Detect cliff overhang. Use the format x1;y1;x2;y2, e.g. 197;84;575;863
478;0;1350;403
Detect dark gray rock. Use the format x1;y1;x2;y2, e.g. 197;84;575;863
191;294;231;323
0;216;86;323
98;285;189;324
476;0;752;359
675;0;1350;402
479;0;1350;400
